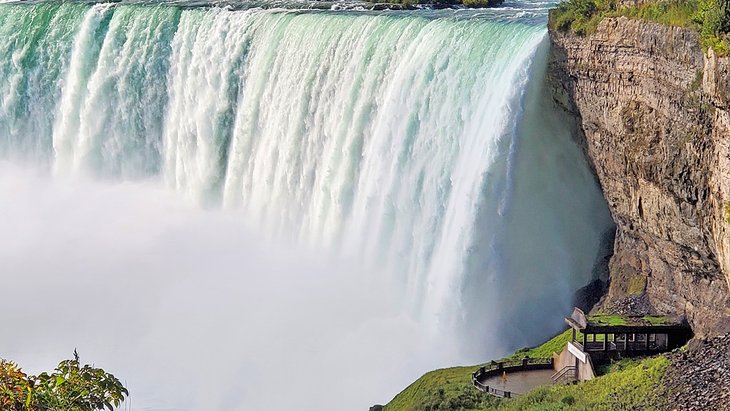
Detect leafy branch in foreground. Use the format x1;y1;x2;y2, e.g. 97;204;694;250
0;350;128;411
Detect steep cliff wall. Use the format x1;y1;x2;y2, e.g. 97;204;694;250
549;17;730;337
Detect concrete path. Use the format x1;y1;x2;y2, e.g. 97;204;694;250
479;369;554;395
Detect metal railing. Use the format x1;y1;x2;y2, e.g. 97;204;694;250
472;379;519;398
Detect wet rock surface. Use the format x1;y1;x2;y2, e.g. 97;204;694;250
548;17;730;337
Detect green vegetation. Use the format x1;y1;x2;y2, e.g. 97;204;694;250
724;202;730;224
588;313;675;326
550;0;730;54
627;275;647;295
504;329;573;362
384;365;501;411
0;351;128;411
385;331;572;411
503;356;669;410
550;0;609;36
588;314;627;326
642;315;672;325
367;0;503;8
384;331;573;411
461;0;503;7
385;328;673;411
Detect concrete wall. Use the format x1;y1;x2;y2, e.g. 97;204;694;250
553;342;595;381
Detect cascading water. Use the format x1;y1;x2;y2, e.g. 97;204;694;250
0;2;614;410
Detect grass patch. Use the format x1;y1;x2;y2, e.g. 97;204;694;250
588;313;674;326
502;356;670;410
619;0;696;27
642;315;672;325
366;0;503;7
550;0;612;36
550;0;730;54
384;365;501;411
386;328;672;411
385;331;572;411
504;329;573;361
588;314;627;326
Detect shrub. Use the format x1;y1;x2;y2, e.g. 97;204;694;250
0;360;33;411
551;0;730;53
0;351;128;411
561;394;576;405
462;0;504;7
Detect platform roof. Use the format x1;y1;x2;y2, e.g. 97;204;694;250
565;307;689;334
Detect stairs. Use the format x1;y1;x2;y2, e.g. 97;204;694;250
551;366;577;384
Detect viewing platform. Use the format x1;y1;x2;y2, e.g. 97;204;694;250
472;307;693;399
471;357;554;398
564;307;692;362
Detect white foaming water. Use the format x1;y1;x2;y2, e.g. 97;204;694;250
0;2;613;410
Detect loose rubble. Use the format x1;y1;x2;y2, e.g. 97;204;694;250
661;333;730;411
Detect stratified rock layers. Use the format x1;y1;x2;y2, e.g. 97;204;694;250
549;17;730;336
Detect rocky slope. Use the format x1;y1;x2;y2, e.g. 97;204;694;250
661;332;730;410
549;17;730;337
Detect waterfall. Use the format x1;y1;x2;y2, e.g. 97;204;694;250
0;2;613;410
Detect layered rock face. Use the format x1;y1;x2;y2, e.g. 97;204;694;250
549;17;730;337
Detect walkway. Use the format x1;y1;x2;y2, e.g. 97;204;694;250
471;358;554;398
479;369;554;396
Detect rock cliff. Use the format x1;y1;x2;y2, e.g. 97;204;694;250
549;17;730;337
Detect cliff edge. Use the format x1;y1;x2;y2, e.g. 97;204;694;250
549;16;730;337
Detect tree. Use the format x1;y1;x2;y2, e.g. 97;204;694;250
0;351;128;411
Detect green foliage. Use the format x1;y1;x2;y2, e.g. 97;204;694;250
386;328;672;411
0;360;33;411
365;0;503;7
642;315;671;325
462;0;502;7
620;0;697;27
384;364;501;411
561;395;576;406
725;202;730;224
589;313;675;327
0;352;128;411
550;0;616;36
694;0;730;35
550;0;730;53
503;356;670;410
385;331;572;411
504;329;573;362
588;314;627;326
